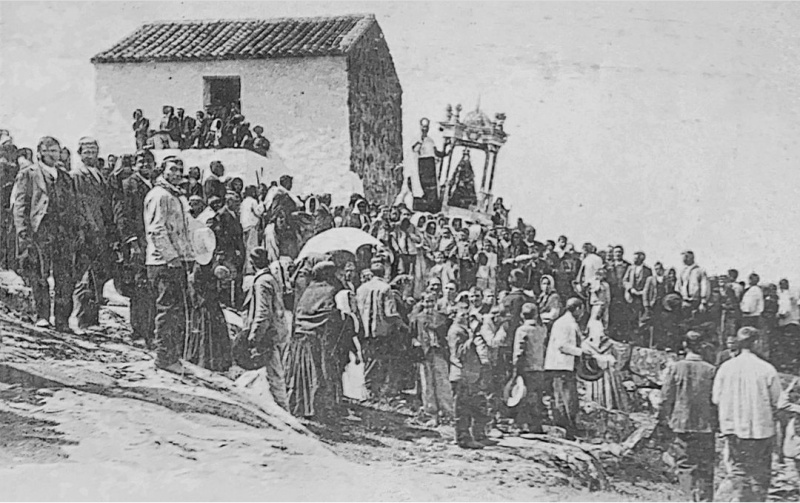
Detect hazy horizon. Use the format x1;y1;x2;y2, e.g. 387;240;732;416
2;1;800;284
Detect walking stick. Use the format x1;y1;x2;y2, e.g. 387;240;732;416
181;266;192;379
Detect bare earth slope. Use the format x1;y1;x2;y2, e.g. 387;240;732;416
0;278;679;501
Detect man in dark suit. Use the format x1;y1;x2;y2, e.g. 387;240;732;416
117;150;156;347
606;245;632;341
13;136;79;330
209;193;245;309
72;137;116;333
203;161;226;201
624;251;654;346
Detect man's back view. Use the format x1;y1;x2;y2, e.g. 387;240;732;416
712;327;781;502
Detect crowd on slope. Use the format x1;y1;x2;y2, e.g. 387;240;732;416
1;129;799;501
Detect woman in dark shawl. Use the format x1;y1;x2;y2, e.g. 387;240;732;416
185;233;233;372
285;261;348;419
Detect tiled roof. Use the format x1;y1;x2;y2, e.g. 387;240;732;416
91;14;375;64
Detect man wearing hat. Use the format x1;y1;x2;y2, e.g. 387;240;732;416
241;247;288;410
203;161;226;201
545;298;590;440
72;137;116;333
144;157;194;372
713;327;781;501
13;136;79;331
659;330;717;501
251;125;270;156
118;150;156;347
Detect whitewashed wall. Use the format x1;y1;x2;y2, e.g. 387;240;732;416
94;57;363;203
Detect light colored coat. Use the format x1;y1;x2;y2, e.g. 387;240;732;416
675;263;710;304
12;162;78;238
544;311;583;371
712;350;781;439
143;181;193;266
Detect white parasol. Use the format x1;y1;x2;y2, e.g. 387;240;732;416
297;228;382;260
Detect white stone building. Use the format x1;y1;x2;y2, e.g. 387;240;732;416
92;14;403;203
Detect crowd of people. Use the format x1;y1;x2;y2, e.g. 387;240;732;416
1;128;799;501
133;104;271;155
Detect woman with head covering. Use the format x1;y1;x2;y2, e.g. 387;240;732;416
413;220;438;298
438;226;457;258
538;274;562;329
184;238;233;372
285;260;351;418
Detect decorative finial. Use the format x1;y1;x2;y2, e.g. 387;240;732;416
445;104;453;122
454;103;462;123
495;113;506;133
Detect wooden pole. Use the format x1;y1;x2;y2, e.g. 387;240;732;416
480;146;490;192
442;140;455;187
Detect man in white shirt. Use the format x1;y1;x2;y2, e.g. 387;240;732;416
740;273;764;329
240;185;264;274
544;298;590;440
575;242;603;300
712;327;781;502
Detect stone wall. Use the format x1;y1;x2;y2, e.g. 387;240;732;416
346;22;403;205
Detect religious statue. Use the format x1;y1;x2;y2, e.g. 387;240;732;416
447;150;477;210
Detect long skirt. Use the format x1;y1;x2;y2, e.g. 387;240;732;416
185;301;232;372
583;369;629;412
284;332;333;418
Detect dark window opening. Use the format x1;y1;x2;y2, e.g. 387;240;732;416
204;76;241;119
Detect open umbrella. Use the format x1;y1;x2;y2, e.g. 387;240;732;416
297;227;382;260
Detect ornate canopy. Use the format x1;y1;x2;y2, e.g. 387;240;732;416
436;103;508;214
438;104;508;150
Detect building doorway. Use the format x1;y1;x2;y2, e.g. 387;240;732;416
204;76;241;120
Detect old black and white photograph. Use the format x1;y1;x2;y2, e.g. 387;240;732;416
1;1;800;501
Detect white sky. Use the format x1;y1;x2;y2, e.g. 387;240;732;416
2;1;800;284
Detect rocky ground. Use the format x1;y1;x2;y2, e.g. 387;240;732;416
0;272;794;501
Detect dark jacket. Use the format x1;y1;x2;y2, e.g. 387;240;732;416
210;208;245;271
203;176;226;201
500;289;536;346
13;163;79;240
72;165;116;249
117;173;151;245
513;320;547;372
659;353;717;433
447;320;489;384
